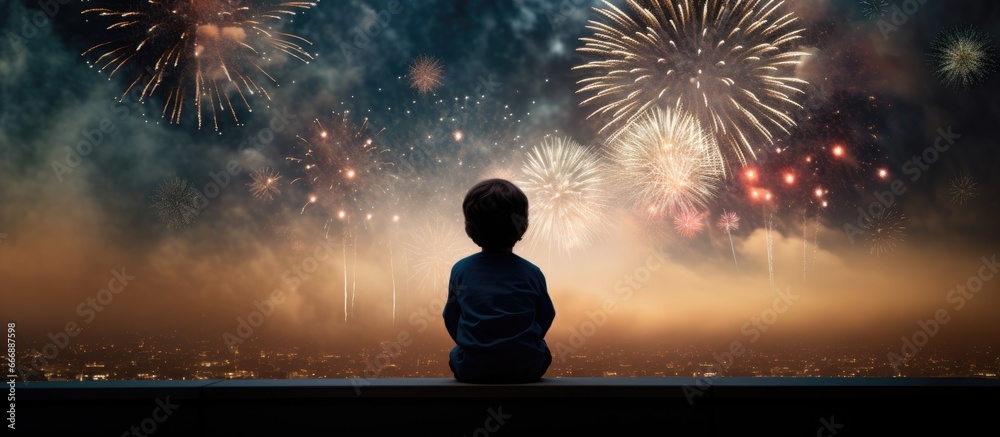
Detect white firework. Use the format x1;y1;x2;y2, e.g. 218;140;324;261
151;177;202;229
403;218;469;298
519;136;612;255
607;107;725;218
575;0;810;167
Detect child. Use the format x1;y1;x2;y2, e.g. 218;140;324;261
443;179;555;383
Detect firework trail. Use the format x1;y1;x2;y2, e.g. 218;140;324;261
402;245;411;314
151;177;202;229
248;167;282;201
717;211;740;270
388;238;397;324
864;207;907;258
608;107;725;218
350;230;358;316
929;26;997;89
859;0;889;19
575;0;810;167
763;206;775;293
949;173;979;205
408;55;445;94
812;215;820;270
342;232;348;322
519;136;612;256
802;214;809;282
82;0;316;130
800;213;823;279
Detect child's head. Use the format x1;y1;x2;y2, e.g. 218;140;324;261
462;179;529;250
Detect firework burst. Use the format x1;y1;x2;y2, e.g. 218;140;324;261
82;0;316;130
673;210;705;238
403;218;469;299
519;136;612;255
864;207;907;258
716;211;740;232
608;107;725;218
151;177;202;229
248;167;282;201
289;111;397;232
408;55;445;94
859;0;889;19
948;173;978;206
929;26;997;89
575;0;810;166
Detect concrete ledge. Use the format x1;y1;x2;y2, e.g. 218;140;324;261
14;377;999;435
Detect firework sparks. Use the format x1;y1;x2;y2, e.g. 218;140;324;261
342;233;349;321
673;210;705;238
717;211;740;269
949;173;979;206
797;214;820;277
864;208;907;258
575;0;810;167
519;136;612;255
82;0;316;130
248;167;282;201
403;218;468;299
388;238;397;324
408;55;445;94
765;207;775;293
151;177;202;229
608;107;725;218
859;0;889;18
289;111;396;231
929;26;997;89
812;215;820;270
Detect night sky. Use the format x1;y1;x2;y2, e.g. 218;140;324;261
2;0;1000;371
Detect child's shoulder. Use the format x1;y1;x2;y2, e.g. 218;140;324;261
510;253;545;276
453;252;543;273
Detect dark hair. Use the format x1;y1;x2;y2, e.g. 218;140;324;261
462;179;529;249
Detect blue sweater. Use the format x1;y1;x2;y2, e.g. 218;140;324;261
443;251;555;382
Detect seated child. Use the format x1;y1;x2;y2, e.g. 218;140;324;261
443;178;555;383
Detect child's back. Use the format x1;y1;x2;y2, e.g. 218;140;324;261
443;179;555;383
